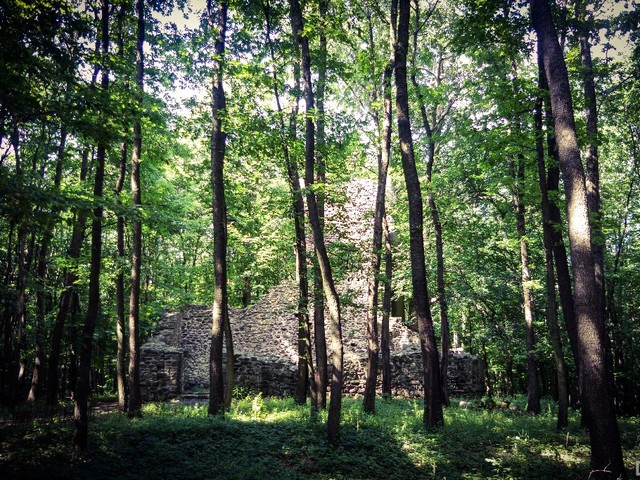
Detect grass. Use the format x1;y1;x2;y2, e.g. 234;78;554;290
0;395;638;479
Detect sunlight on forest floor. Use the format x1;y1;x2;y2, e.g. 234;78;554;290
0;395;638;479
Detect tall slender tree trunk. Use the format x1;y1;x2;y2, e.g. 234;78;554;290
263;0;313;406
74;0;109;451
114;140;127;412
409;0;450;408
380;216;393;398
535;61;568;429
290;0;343;445
207;0;229;416
510;156;541;414
46;147;91;406
395;0;443;429
114;0;129;414
531;1;624;477
312;0;329;411
363;2;394;414
127;0;144;418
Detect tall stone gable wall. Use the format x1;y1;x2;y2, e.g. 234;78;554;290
140;179;485;400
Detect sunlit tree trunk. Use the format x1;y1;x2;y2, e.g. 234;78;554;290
395;0;443;429
290;0;343;445
532;1;624;476
207;0;229;417
535;58;568;429
127;0;144;418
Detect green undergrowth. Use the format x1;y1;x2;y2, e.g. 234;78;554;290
1;395;638;479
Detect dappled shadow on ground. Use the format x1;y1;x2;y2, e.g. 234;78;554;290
0;397;638;479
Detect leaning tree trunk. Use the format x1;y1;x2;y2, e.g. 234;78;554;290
207;0;229;416
531;1;624;477
127;0;145;418
395;0;443;429
290;0;344;445
74;0;109;451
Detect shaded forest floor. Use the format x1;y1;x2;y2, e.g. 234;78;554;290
0;395;638;479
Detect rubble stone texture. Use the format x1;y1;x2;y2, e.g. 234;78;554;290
140;179;485;400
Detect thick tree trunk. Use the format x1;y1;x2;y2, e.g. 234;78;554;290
74;0;109;451
208;0;228;416
535;77;568;428
575;0;605;330
127;0;144;419
409;0;450;408
290;0;343;445
395;0;443;429
531;1;625;477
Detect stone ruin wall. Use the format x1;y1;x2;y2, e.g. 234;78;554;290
140;178;485;400
140;285;485;401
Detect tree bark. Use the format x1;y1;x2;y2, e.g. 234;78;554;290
395;0;443;429
290;0;343;445
531;1;625;477
510;156;540;414
363;1;393;415
115;140;127;412
208;0;228;416
74;0;109;451
46;147;90;407
380;216;393;398
535;62;568;428
127;0;144;418
263;0;313;406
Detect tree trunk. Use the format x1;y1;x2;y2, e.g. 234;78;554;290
127;0;144;419
207;0;228;416
535;70;568;428
363;2;394;414
510;156;541;414
575;0;606;332
74;0;109;451
395;0;443;429
290;0;343;445
46;147;90;407
114;140;127;412
263;1;312;407
313;0;329;411
531;1;625;476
